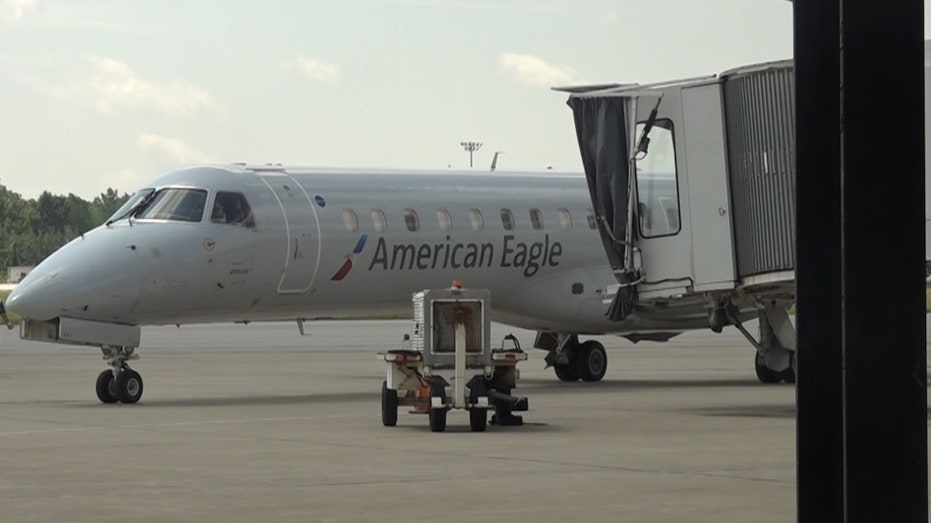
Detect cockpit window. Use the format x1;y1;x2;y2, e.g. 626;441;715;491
135;188;207;222
211;191;255;228
106;188;155;223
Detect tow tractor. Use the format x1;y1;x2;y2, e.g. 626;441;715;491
379;283;529;432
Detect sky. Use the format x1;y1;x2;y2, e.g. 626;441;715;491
0;0;909;200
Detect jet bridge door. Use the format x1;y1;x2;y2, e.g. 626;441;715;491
631;89;695;300
256;172;321;294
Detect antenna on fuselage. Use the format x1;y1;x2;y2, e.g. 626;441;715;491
490;151;504;172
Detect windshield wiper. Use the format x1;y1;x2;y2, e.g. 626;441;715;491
106;190;157;227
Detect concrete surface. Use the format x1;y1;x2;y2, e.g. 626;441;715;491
0;320;817;522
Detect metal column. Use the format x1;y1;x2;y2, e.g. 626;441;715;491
795;1;927;521
793;0;843;520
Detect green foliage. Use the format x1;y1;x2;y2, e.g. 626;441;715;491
0;290;17;325
0;182;131;279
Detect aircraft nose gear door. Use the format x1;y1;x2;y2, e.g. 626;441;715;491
256;172;321;294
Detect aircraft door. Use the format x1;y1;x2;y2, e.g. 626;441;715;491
256;172;321;294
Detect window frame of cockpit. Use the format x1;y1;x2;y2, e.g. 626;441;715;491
133;187;208;223
210;191;257;229
106;187;156;224
634;118;681;239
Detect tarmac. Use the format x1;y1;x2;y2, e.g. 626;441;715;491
0;319;805;522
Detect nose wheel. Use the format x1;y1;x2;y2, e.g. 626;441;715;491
96;346;144;404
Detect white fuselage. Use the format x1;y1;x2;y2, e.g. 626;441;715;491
8;165;711;336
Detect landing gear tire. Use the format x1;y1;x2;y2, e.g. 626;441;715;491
576;341;608;382
428;382;447;433
754;353;782;384
95;370;119;404
554;363;579;382
114;368;144;404
381;381;398;427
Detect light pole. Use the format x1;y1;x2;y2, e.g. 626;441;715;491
460;141;482;168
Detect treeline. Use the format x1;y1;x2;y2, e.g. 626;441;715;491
0;183;131;280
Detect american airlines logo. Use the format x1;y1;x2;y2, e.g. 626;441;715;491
330;234;368;281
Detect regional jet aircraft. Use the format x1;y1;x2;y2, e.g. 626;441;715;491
6;164;749;404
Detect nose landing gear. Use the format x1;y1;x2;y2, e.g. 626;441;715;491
95;346;144;404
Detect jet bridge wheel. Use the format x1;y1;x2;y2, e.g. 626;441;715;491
576;341;608;382
381;381;398;427
754;353;783;384
428;381;447;433
95;370;119;404
780;353;797;384
114;368;144;404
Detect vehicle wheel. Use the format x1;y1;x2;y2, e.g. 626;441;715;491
577;341;608;382
554;363;579;382
470;408;487;432
114;368;144;404
469;382;487;432
754;353;782;384
381;381;398;427
781;353;797;384
95;370;119;404
428;381;447;432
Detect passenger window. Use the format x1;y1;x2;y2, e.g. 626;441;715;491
371;209;387;232
635;119;680;237
500;209;515;230
586;209;597;230
342;209;358;232
557;208;572;230
404;208;420;232
211;191;256;228
436;209;452;232
137;188;207;223
469;208;484;231
529;208;544;230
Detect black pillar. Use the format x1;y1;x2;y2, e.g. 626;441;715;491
840;1;927;521
796;1;927;521
794;0;843;520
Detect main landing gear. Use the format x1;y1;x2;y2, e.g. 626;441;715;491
542;335;608;382
95;346;144;404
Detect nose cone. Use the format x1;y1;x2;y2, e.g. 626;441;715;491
6;265;64;321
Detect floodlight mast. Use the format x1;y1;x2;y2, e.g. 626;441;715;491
460;141;483;168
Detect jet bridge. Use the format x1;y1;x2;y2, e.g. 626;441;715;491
558;49;931;380
560;52;931;313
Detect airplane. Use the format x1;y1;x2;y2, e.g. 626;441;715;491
6;163;737;404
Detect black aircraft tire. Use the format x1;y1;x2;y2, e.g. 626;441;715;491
577;341;608;382
381;381;398;427
95;370;119;404
554;363;579;382
754;354;783;384
115;369;144;404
